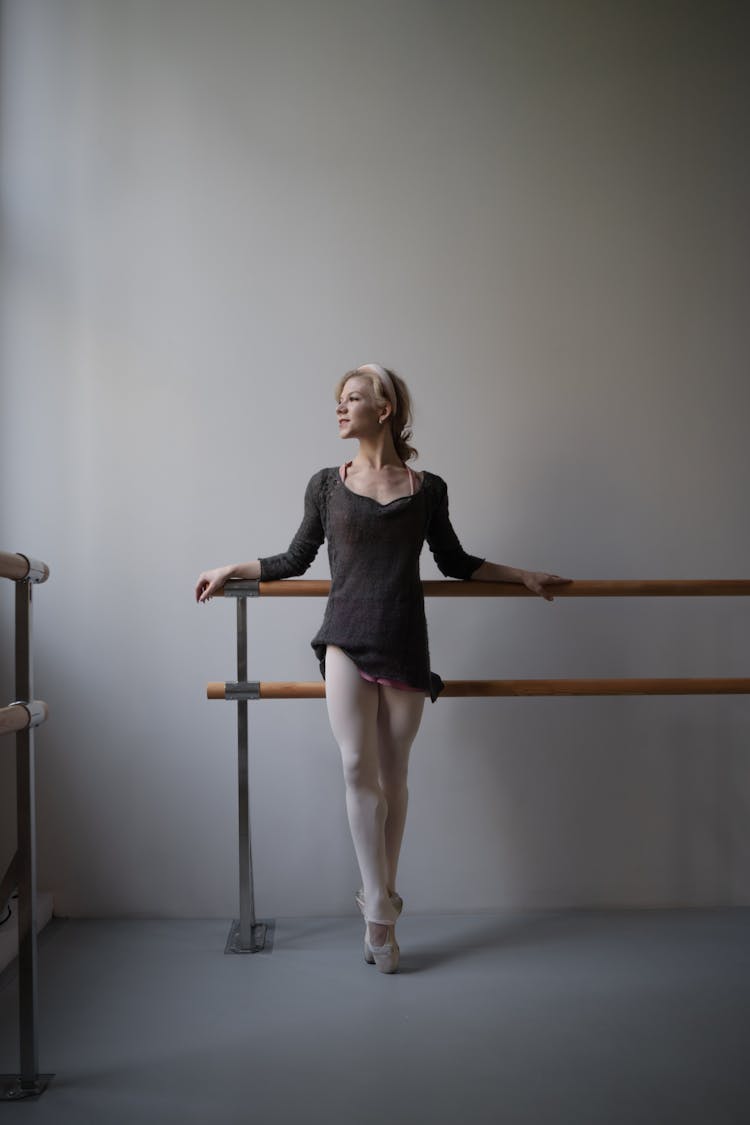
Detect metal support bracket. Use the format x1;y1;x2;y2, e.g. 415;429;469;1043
8;701;46;729
224;682;261;701
14;556;48;584
223;580;260;598
0;1075;55;1101
224;919;275;955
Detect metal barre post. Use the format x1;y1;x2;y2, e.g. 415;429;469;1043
224;593;272;955
15;580;38;1088
1;578;53;1101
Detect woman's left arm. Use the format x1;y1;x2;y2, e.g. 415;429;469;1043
424;475;570;599
469;560;571;601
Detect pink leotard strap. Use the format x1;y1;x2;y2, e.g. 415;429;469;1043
407;466;416;495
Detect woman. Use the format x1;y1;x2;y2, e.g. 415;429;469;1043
195;363;568;974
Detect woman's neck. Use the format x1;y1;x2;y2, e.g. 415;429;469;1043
351;432;402;471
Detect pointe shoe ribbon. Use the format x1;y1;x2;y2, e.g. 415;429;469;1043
355;888;403;917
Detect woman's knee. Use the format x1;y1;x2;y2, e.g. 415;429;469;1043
338;743;380;792
378;748;410;793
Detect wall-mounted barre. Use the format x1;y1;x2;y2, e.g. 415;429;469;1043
205;576;750;956
0;552;52;1101
208;678;750;699
212;578;750;598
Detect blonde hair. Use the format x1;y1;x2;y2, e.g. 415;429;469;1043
335;364;418;463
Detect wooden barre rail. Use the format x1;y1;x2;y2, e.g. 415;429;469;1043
218;579;750;598
0;702;49;736
208;679;750;699
0;552;49;584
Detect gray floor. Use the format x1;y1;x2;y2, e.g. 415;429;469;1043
1;909;750;1125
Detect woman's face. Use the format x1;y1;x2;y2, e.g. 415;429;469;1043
336;375;386;438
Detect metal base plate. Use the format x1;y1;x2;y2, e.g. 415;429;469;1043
1;1075;54;1100
224;919;275;954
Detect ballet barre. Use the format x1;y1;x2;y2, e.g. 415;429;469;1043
205;577;750;953
208;678;750;699
212;578;750;598
0;553;53;1101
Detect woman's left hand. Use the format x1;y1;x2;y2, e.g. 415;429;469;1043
520;571;572;601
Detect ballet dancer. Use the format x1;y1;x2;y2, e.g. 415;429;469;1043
195;364;568;972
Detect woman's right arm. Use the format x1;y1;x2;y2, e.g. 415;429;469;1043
195;471;326;603
195;560;260;603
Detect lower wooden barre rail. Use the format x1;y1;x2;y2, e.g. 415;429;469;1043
208;678;750;700
217;578;750;598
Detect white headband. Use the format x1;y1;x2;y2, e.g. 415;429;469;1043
358;363;397;414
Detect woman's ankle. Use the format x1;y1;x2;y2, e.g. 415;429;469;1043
364;889;398;925
367;921;394;947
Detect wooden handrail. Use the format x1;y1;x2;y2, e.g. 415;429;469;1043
208;679;750;700
0;552;49;584
217;579;750;598
208;577;750;700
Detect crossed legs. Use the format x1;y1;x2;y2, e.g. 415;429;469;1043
324;645;425;936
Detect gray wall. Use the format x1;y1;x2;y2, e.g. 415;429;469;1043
1;0;749;917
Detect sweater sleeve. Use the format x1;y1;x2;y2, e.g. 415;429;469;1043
425;476;484;580
258;472;325;581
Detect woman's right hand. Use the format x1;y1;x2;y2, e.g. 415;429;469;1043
195;565;234;603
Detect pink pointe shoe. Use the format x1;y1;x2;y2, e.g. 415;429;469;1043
364;922;400;974
355;890;403;973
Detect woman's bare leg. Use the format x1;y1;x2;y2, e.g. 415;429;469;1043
377;685;425;893
324;645;397;927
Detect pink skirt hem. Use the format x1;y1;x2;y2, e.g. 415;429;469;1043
358;670;424;693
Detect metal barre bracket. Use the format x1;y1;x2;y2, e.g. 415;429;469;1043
225;919;275;955
224;682;261;701
14;555;48;584
1;1075;55;1101
223;580;259;598
8;701;47;730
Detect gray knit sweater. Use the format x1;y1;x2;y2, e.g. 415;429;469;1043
259;468;484;700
